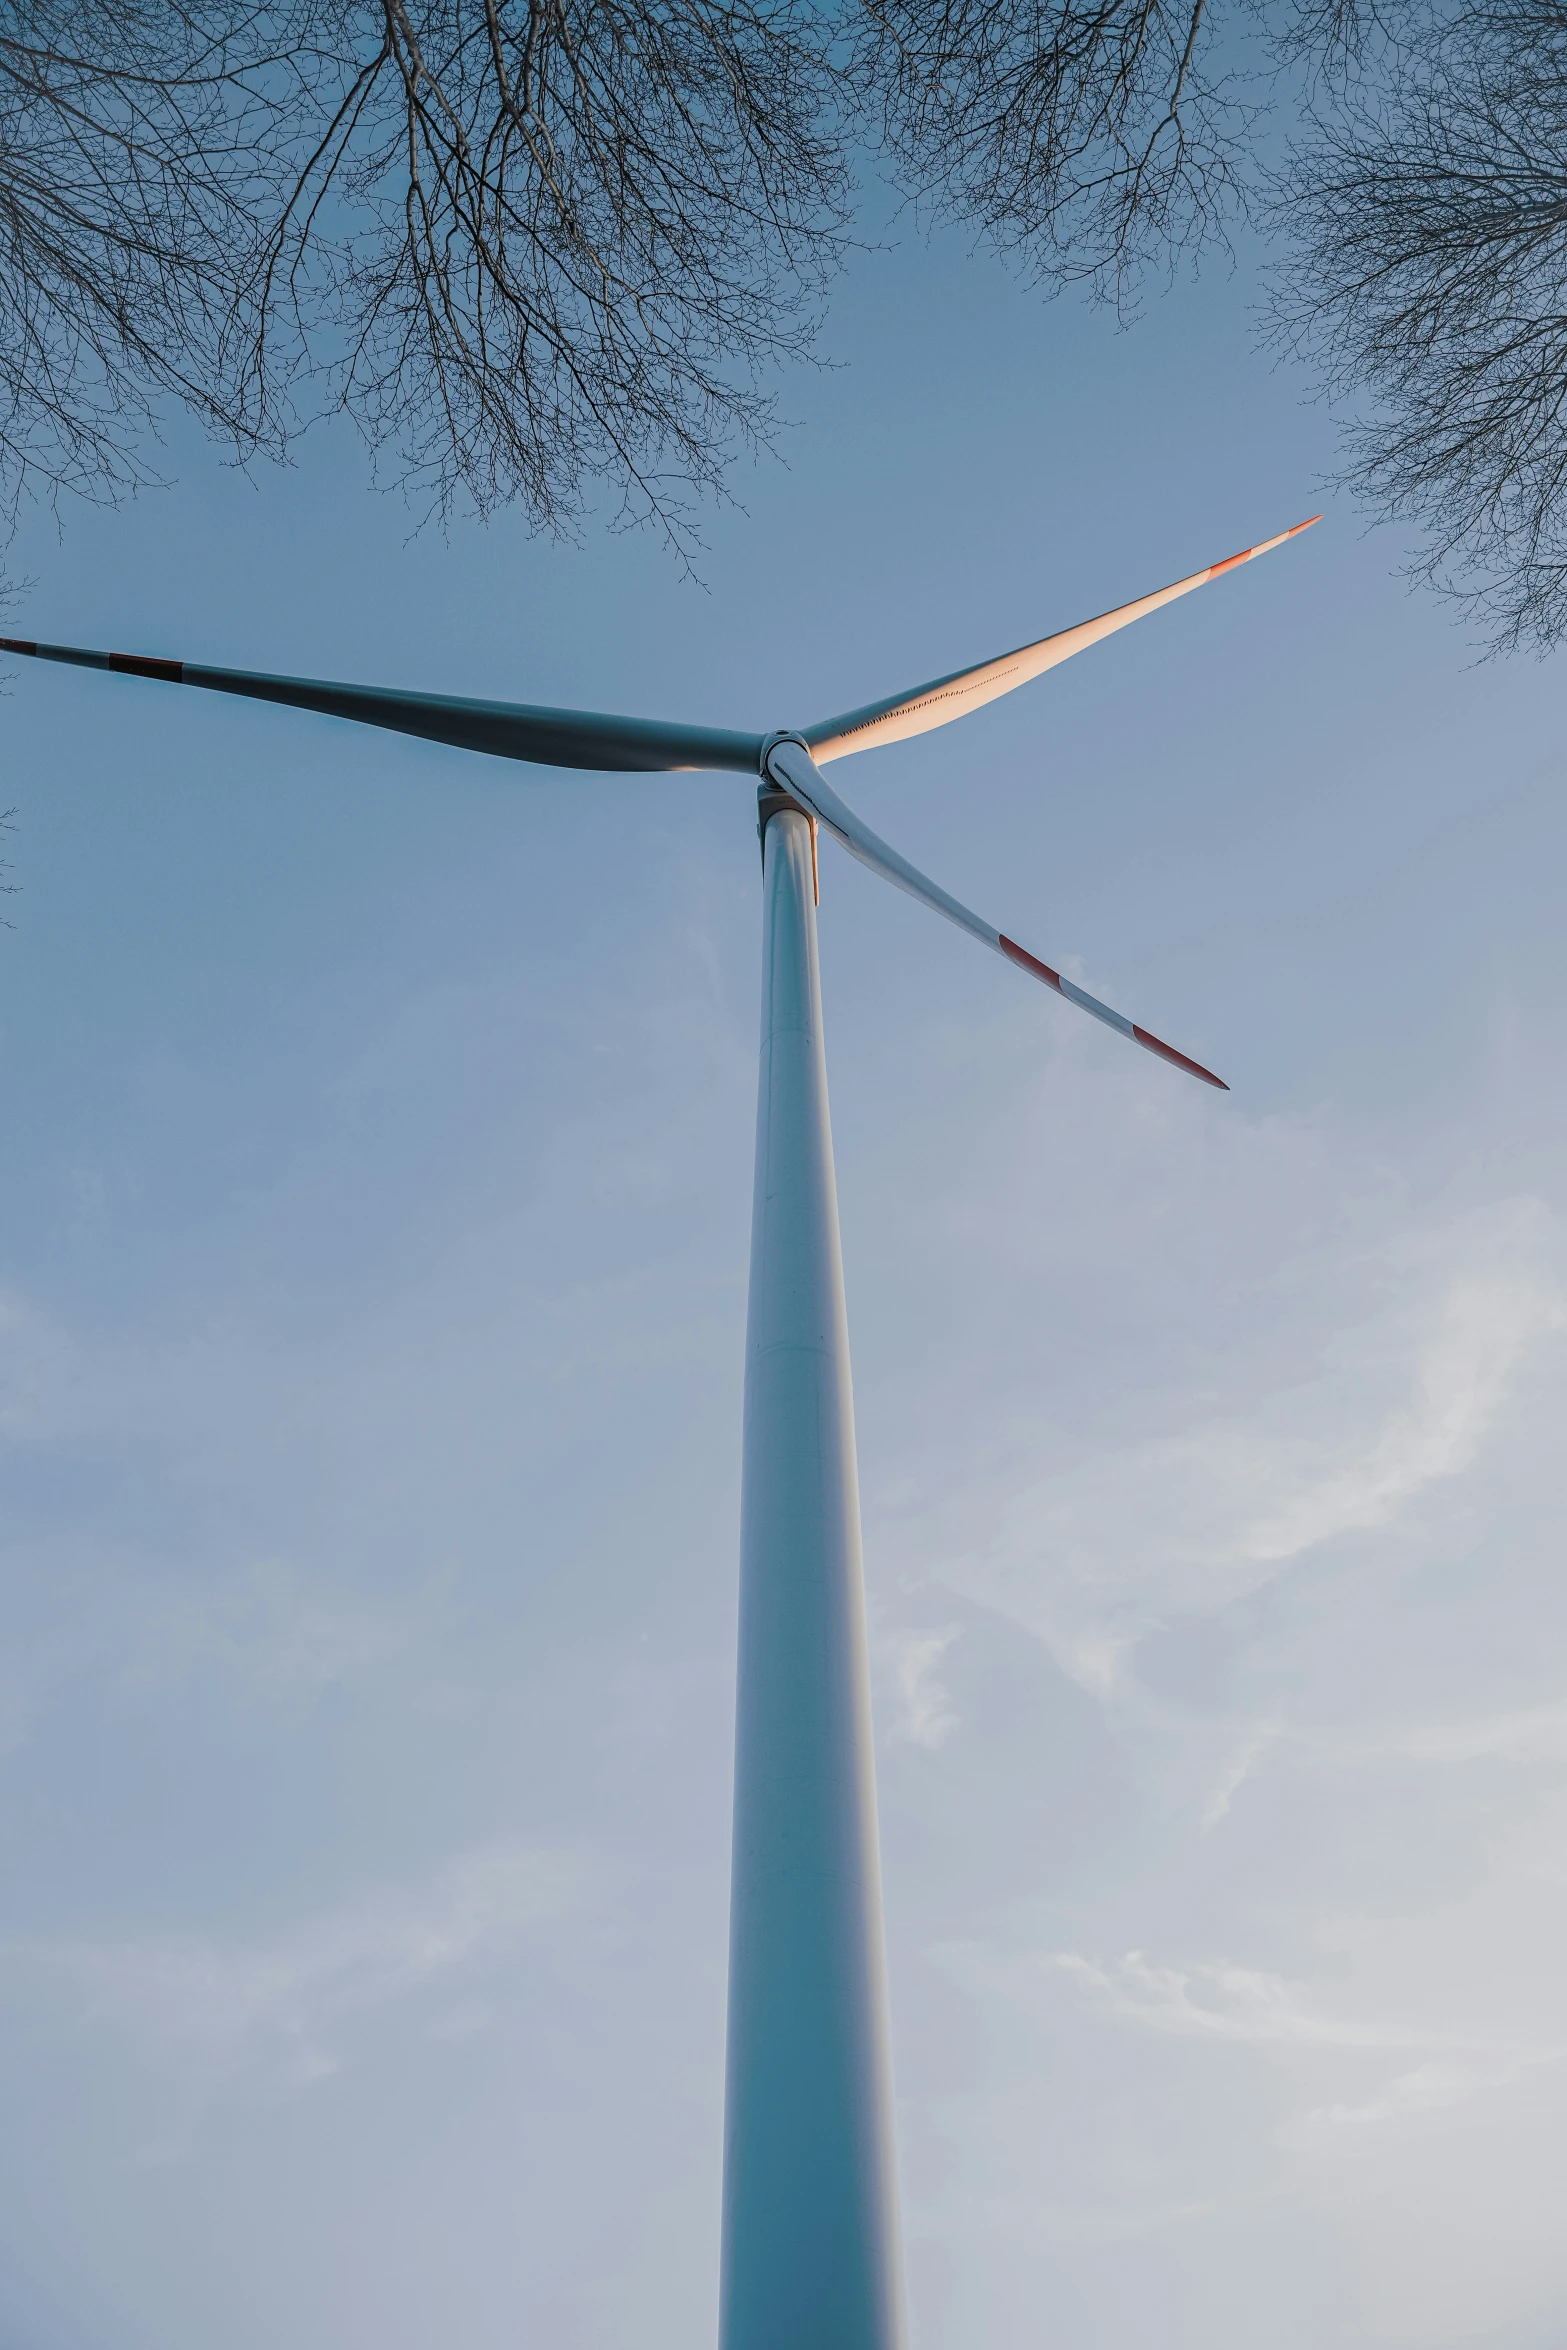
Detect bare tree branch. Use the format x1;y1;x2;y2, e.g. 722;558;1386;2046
854;0;1251;308
1271;0;1567;650
0;0;856;559
229;0;857;557
2;0;1567;640
0;4;295;522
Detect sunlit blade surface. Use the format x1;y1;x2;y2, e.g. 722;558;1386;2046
765;738;1226;1088
802;517;1320;765
0;637;766;774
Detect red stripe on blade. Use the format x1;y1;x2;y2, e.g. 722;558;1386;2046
999;934;1064;991
1132;1024;1228;1089
109;652;183;684
0;637;37;657
1207;547;1254;579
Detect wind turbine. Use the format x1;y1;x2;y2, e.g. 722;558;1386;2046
2;511;1316;2350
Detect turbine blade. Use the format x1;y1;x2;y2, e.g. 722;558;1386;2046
802;516;1320;764
0;637;764;774
766;738;1227;1090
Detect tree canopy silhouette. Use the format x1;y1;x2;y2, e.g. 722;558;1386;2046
3;0;1565;629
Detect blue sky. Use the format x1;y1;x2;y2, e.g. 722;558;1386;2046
3;194;1566;2350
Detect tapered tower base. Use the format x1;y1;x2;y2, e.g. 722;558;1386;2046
719;805;906;2350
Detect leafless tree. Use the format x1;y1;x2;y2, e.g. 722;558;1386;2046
4;0;1567;632
1272;0;1567;651
0;5;290;519
0;0;860;560
245;0;856;549
0;0;1270;559
855;0;1249;307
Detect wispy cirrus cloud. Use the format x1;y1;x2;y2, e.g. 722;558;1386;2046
1200;1719;1283;1831
1297;2049;1567;2140
3;1842;591;2093
914;1199;1566;1694
1334;1701;1567;1770
1239;1273;1564;1569
886;1624;961;1750
1046;1951;1567;2140
1052;1950;1422;2050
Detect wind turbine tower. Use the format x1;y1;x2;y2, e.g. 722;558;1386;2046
2;512;1316;2350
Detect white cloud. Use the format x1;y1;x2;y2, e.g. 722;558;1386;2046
1052;1950;1427;2049
888;1625;961;1750
1016;1946;1567;2145
1240;1274;1564;1568
1200;1719;1282;1831
1298;2049;1567;2139
6;1842;590;2091
912;1199;1566;1693
1336;1702;1567;1771
125;1556;446;1703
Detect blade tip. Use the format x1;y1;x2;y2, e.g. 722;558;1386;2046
1132;1022;1229;1089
